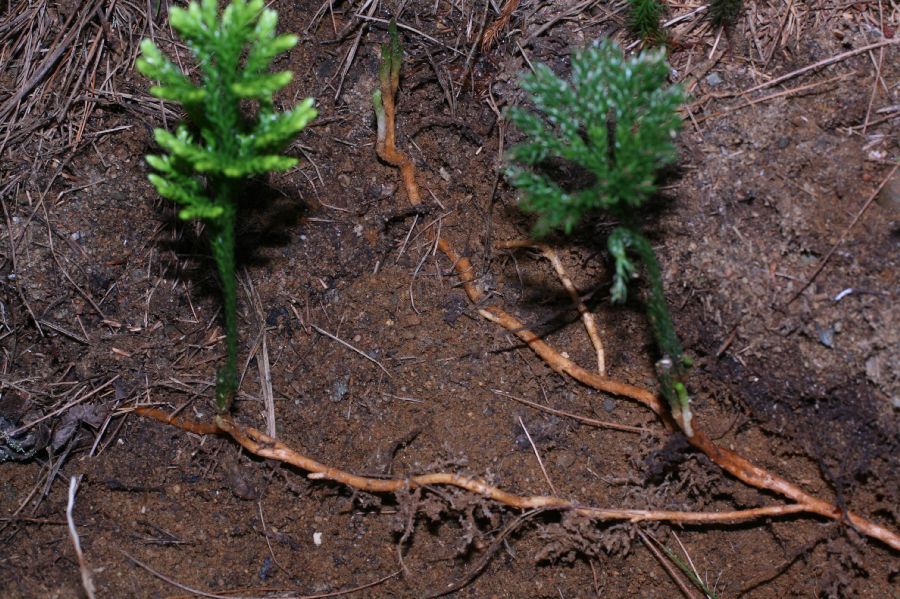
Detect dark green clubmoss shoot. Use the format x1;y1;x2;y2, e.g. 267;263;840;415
506;40;695;435
628;0;665;44
708;0;743;28
137;0;317;413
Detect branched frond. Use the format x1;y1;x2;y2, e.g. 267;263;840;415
506;40;693;432
506;40;684;235
136;0;316;218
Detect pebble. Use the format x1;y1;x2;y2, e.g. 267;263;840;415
331;375;350;402
817;325;835;348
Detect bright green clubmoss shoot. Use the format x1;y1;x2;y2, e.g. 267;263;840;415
136;0;317;413
506;40;695;435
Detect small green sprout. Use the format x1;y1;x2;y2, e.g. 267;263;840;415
708;0;743;28
506;41;695;435
137;0;317;413
373;20;402;142
628;0;665;44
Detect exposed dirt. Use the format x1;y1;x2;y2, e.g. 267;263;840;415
1;1;898;597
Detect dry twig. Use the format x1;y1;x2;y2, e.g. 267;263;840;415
491;388;649;434
739;38;899;97
123;548;400;599
482;0;520;50
519;416;558;495
66;476;96;599
785;163;899;305
310;323;391;376
637;529;700;599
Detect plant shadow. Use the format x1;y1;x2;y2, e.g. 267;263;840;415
154;175;309;306
492;161;685;354
234;177;309;266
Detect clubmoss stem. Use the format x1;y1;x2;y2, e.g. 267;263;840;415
609;227;693;434
210;202;237;413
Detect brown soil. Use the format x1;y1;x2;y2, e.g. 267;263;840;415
1;1;898;598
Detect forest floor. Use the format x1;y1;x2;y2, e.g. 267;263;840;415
0;1;898;597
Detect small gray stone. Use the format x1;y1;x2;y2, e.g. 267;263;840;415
331;375;350;402
817;325;835;348
705;72;723;86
